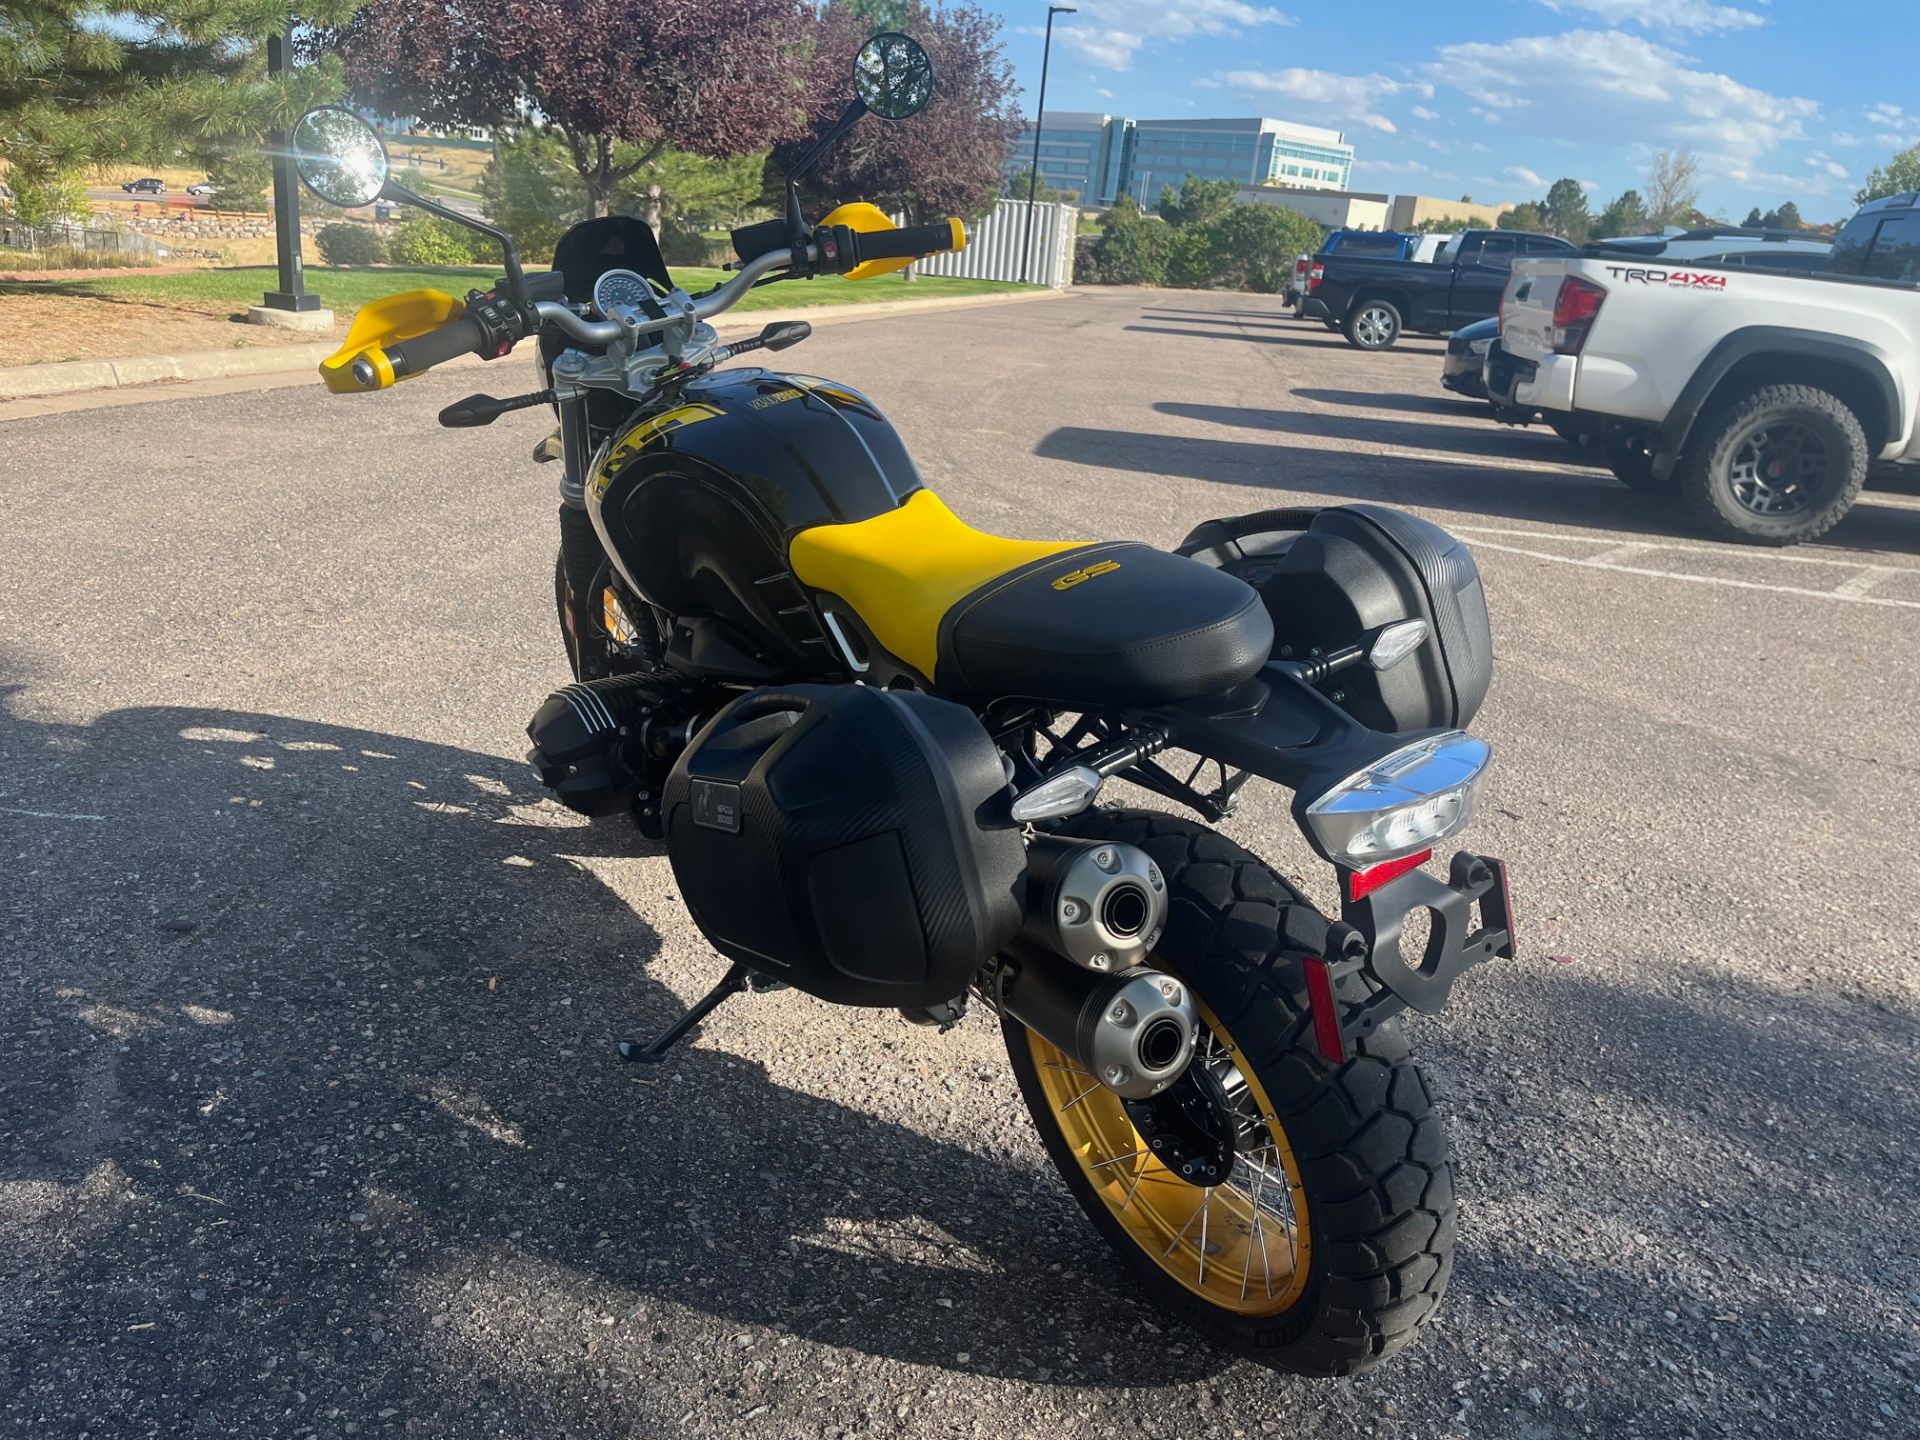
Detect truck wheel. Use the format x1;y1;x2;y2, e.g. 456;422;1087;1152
1602;439;1677;494
1345;300;1401;350
1678;384;1869;545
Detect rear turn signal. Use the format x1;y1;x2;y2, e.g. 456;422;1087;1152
1550;275;1606;356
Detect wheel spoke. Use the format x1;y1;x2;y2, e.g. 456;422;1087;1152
1091;1147;1148;1170
1059;1081;1102;1113
1197;1188;1213;1287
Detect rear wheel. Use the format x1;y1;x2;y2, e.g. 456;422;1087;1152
1004;810;1456;1376
1678;384;1868;545
1344;300;1401;351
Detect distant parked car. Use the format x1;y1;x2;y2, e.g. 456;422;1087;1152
186;183;221;198
1292;230;1421;318
1440;317;1500;400
122;177;166;194
1302;229;1580;349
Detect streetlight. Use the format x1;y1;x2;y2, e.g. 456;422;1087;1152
1019;4;1075;285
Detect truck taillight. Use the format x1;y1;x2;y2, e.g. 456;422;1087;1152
1308;262;1324;290
1550;275;1606;356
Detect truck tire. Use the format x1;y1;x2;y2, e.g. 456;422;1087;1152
1678;384;1869;545
1345;299;1402;351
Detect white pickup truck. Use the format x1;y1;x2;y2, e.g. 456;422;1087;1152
1488;192;1920;544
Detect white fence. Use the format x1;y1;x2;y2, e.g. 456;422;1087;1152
901;198;1076;287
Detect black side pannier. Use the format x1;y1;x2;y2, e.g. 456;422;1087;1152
1179;505;1493;734
662;685;1025;1007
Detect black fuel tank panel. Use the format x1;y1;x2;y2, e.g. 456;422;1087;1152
587;369;925;675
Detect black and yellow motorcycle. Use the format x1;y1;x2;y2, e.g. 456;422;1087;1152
289;33;1515;1377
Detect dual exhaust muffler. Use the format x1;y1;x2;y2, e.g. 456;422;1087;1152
997;836;1198;1099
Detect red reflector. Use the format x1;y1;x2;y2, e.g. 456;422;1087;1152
1302;957;1346;1065
1342;849;1433;902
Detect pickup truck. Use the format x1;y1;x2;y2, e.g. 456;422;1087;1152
1299;229;1578;350
1488;192;1920;544
1285;229;1418;307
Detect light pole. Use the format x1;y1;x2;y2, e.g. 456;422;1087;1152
261;24;317;314
1019;4;1074;285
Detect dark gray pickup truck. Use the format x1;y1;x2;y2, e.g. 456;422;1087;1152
1300;229;1578;350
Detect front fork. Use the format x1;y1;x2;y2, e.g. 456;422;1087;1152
554;392;608;679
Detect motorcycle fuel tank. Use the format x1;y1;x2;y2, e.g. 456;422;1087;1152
587;369;923;676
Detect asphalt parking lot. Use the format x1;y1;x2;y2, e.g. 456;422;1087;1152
3;286;1917;1440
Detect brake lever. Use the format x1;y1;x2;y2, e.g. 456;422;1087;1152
438;388;557;429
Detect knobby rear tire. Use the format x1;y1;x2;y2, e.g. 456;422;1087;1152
1003;809;1457;1376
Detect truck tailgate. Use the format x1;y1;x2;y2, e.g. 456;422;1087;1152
1500;261;1564;365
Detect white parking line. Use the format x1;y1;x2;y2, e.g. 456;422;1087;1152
1450;522;1920;574
1833;566;1900;599
1465;536;1920;609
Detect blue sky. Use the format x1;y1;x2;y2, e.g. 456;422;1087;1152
983;0;1914;221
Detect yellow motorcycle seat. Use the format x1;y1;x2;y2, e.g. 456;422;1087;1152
789;490;1274;707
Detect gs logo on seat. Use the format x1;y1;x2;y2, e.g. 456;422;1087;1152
1051;559;1122;592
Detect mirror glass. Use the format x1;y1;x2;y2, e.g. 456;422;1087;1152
852;33;935;120
291;107;390;208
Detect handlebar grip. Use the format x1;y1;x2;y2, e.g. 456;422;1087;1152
850;219;966;265
383;314;488;381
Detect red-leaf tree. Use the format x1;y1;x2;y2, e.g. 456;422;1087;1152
780;0;1021;223
331;0;813;219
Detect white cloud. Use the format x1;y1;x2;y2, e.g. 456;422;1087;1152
1537;0;1765;34
1579;178;1600;194
1506;165;1547;187
1831;131;1861;147
1097;88;1115;99
1411;105;1441;122
1806;152;1850;180
1866;102;1920;149
1058;0;1295;73
1431;30;1818;168
1359;159;1436;176
1212;66;1417;134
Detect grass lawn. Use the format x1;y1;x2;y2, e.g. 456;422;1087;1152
0;264;1039;319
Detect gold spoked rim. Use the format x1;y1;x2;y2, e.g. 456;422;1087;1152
1030;993;1312;1315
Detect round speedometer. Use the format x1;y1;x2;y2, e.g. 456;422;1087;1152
592;268;654;316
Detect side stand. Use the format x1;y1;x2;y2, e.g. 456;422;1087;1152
617;962;751;1064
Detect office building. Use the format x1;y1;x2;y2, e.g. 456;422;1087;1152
1004;112;1132;205
1123;117;1353;202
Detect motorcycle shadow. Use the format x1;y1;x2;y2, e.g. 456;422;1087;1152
0;693;1226;1429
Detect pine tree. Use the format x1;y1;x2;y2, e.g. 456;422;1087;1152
0;2;359;194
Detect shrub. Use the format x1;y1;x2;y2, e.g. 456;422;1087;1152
658;223;727;267
388;215;491;267
315;222;387;267
1085;197;1174;286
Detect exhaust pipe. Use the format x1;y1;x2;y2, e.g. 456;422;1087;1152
1021;835;1166;973
997;943;1198;1099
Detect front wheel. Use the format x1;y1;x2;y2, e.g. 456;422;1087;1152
1344;299;1401;350
1004;811;1456;1376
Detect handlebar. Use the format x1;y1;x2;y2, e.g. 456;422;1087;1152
336;215;965;389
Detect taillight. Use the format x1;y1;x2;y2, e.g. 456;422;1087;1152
1550;275;1606;355
1308;262;1324;291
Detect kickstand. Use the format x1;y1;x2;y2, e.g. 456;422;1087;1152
617;962;752;1065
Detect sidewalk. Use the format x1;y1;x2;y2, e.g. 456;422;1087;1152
0;288;1066;417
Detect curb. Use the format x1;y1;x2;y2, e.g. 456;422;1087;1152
0;288;1066;405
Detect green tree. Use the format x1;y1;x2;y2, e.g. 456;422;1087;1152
1196;202;1323;292
1742;206;1765;228
205;148;271;212
1542;177;1591;242
1596;189;1649;239
1759;201;1804;231
478;129;587;260
0;1;357;192
315;221;386;265
1004;166;1061;203
1498;201;1546;232
1087;195;1173;285
7;169;89;223
616;146;767;231
1857;143;1920;206
1157;174;1237;229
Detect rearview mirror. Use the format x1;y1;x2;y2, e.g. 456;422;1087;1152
291;107;390;209
852;33;935;120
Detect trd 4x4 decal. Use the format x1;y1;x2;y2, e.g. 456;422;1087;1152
1603;266;1729;290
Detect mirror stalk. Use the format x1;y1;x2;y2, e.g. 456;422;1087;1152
384;182;530;311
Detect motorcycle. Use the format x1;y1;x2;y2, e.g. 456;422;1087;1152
287;32;1514;1377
